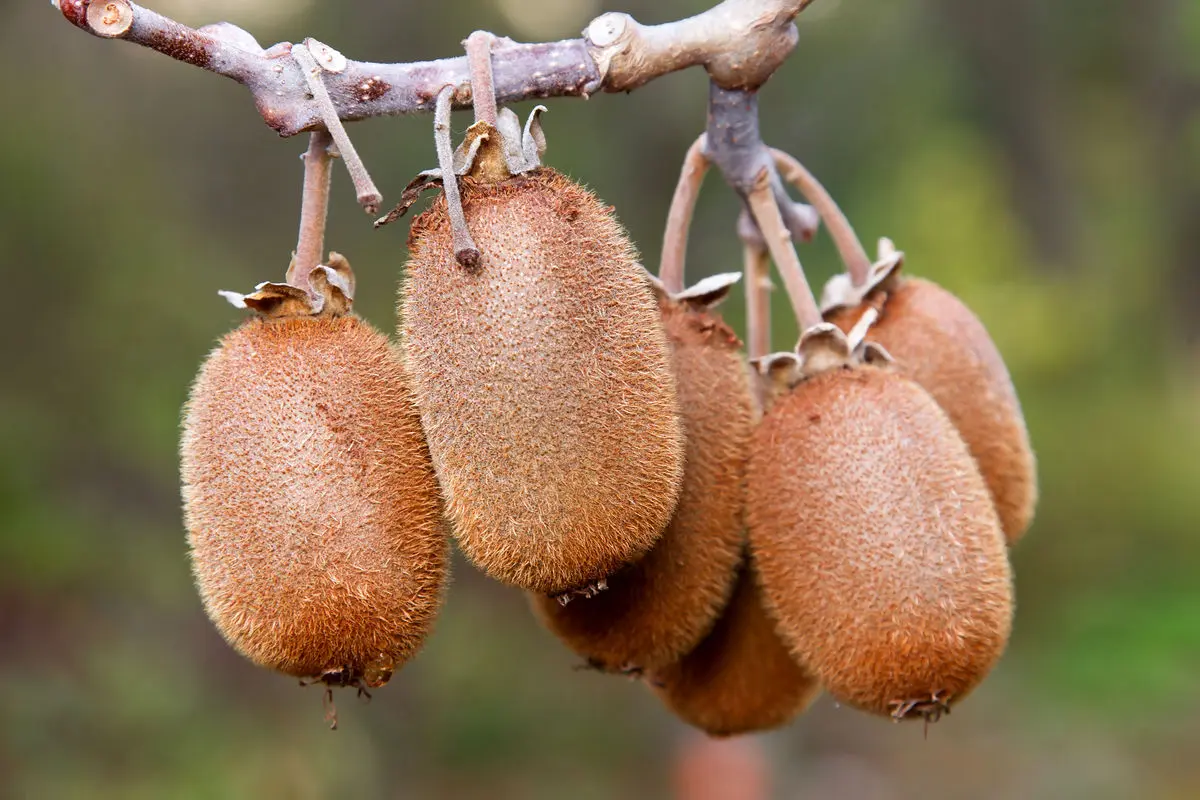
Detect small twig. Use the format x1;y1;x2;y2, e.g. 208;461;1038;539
771;149;871;288
746;170;821;332
292;43;382;215
659;135;710;294
433;86;480;270
465;31;498;127
289;130;335;294
738;211;772;361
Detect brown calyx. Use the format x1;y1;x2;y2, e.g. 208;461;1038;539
819;237;906;315
753;321;894;411
219;252;356;319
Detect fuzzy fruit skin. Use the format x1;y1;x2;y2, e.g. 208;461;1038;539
531;299;751;671
748;366;1013;719
651;564;820;737
181;316;448;684
828;278;1037;544
401;169;685;594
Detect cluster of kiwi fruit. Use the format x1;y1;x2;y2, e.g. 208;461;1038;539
179;66;1035;735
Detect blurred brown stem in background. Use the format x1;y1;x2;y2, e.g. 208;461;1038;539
672;733;770;800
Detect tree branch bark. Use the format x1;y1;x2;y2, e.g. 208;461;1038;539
55;0;814;137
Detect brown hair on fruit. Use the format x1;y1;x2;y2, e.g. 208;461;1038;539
823;246;1036;544
650;560;820;737
532;274;751;672
182;255;448;689
748;325;1013;722
399;108;685;595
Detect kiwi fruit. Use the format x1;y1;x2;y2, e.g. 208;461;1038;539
532;276;751;671
651;561;820;737
825;255;1036;544
182;257;448;688
748;325;1013;721
400;113;685;595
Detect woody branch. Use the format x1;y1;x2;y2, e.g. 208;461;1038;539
56;0;826;327
55;0;815;137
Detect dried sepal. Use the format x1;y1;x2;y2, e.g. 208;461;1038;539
796;323;852;376
643;269;743;311
751;319;892;410
455;121;509;183
859;341;895;367
819;239;906;313
219;253;355;319
374;170;444;228
522;105;548;167
452;106;549;182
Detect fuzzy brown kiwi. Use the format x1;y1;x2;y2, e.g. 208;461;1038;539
826;269;1037;545
531;279;751;671
399;119;685;595
747;335;1013;721
650;561;820;737
771;151;1035;545
182;258;448;688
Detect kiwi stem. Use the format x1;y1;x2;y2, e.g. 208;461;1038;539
292;43;383;216
434;85;481;269
659;135;710;295
465;31;498;128
746;172;822;332
291;130;335;294
771;149;870;288
740;225;772;361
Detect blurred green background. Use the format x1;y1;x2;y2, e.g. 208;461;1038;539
4;0;1200;797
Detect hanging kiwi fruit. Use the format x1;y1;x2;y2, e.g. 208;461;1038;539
650;560;821;737
748;325;1014;722
181;134;448;728
393;42;685;598
532;137;752;673
183;258;448;690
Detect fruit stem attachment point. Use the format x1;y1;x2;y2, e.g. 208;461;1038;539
746;169;822;332
659;134;710;295
293;42;383;216
771;148;870;289
465;31;498;128
738;211;772;361
433;85;481;270
291;129;335;295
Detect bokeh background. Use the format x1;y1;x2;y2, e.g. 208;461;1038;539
4;0;1200;797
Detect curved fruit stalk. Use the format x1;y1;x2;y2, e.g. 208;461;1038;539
748;324;1013;722
823;241;1037;544
650;560;820;737
399;93;684;594
182;255;448;694
532;273;752;672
